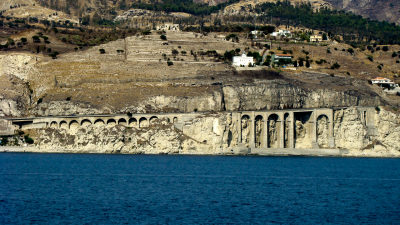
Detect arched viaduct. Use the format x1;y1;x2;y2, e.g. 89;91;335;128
6;107;377;150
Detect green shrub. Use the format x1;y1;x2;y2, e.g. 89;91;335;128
25;138;34;144
375;106;381;112
160;34;167;40
167;61;173;66
331;62;340;69
37;98;43;104
99;49;105;54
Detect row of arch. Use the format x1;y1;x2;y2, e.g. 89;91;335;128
49;116;179;129
238;112;330;149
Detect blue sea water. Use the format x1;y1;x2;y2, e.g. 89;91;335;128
1;153;400;224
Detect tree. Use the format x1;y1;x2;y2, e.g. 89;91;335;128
99;49;105;54
331;62;340;69
306;60;310;68
382;46;389;52
172;49;179;56
160;34;167;40
392;52;398;57
293;60;298;67
167;61;173;66
32;36;40;43
347;48;354;55
20;37;27;44
299;60;304;67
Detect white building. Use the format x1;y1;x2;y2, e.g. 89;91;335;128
233;52;254;67
271;30;291;37
372;77;398;87
156;24;180;31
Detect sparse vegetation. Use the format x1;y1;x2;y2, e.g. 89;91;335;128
331;62;340;69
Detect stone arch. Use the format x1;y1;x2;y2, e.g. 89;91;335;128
118;118;127;126
81;119;92;128
241;115;251;146
107;119;116;126
284;113;290;148
60;121;68;129
139;117;148;128
94;119;105;126
128;118;137;127
267;114;279;148
50;121;58;129
149;116;158;124
69;120;79;130
317;115;329;148
255;115;263;148
173;117;178;123
294;112;312;149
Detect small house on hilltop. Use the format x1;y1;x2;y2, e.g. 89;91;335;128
271;54;292;64
233;52;254;67
156;24;180;31
372;77;398;87
271;30;291;37
310;34;323;42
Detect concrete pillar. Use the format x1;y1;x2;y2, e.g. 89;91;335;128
289;112;295;149
250;112;255;148
312;110;319;149
328;109;335;148
263;113;269;148
238;113;242;143
279;118;284;149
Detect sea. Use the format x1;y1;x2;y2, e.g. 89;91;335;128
1;153;400;224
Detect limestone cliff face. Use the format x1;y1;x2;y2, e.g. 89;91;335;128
223;82;382;111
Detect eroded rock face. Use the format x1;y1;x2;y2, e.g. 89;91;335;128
29;118;212;154
334;107;367;150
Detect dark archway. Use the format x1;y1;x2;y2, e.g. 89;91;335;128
107;119;116;126
81;119;92;127
255;115;263;148
69;120;79;130
50;121;58;129
60;121;68;129
139;117;148;128
94;119;105;126
241;115;250;146
129;118;137;127
118;118;127;125
149;116;158;124
267;114;279;148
